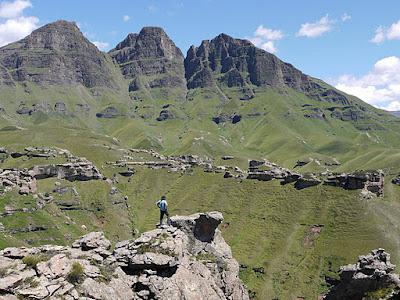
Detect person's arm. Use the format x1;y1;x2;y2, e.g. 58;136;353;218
156;200;161;208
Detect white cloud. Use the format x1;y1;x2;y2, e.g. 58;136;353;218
249;25;283;53
123;15;130;22
0;16;38;46
92;41;109;51
0;0;38;47
387;20;400;40
260;41;277;53
334;56;400;110
386;101;400;111
0;0;31;18
254;25;283;41
341;13;351;22
370;20;400;44
370;26;386;44
297;15;333;38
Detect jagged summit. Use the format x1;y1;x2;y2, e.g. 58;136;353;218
111;26;183;60
185;32;350;105
0;19;120;88
110;26;186;95
23;20;81;50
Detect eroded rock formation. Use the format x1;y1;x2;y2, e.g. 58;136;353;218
325;249;400;299
0;212;249;300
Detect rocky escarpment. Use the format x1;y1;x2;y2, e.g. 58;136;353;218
0;20;120;88
109;27;186;97
325;249;400;299
247;159;384;196
0;147;103;195
0;212;249;300
0;160;102;195
184;33;350;105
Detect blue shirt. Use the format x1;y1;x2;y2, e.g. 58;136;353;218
158;199;168;211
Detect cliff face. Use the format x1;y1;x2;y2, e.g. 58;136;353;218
109;27;187;93
184;33;350;105
0;20;120;88
0;212;249;300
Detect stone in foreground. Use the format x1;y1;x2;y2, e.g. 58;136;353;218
324;248;400;299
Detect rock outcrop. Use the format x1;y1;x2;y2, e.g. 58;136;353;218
325;249;400;299
109;27;186;95
0;212;249;300
0;168;37;195
391;175;400;186
29;161;103;182
247;159;303;186
96;106;122;118
1;155;102;195
324;171;384;197
0;20;120;88
246;159;385;195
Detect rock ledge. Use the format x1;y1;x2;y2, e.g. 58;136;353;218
0;212;249;300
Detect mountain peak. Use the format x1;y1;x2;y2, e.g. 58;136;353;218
184;32;350;105
111;26;183;60
139;26;168;36
109;26;186;96
20;19;88;52
40;19;79;30
0;20;120;88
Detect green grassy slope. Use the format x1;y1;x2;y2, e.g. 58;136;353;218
2;74;400;299
1;141;400;299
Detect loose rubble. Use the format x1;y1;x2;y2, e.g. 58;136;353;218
0;212;249;300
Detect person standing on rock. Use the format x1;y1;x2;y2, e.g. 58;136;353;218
156;195;170;226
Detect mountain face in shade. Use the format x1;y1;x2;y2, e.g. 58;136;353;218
109;27;186;93
184;33;349;105
0;20;119;88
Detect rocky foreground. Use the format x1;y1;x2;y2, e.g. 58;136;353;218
0;212;249;300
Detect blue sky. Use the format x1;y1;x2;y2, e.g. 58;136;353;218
1;0;400;110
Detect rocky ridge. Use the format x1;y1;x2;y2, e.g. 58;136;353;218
184;33;351;105
105;148;386;196
247;159;385;196
0;20;382;132
0;212;249;300
0;147;102;195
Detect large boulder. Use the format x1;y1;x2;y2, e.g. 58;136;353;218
169;211;224;242
72;232;111;251
29;161;103;182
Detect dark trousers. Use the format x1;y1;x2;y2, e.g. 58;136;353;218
160;210;169;224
